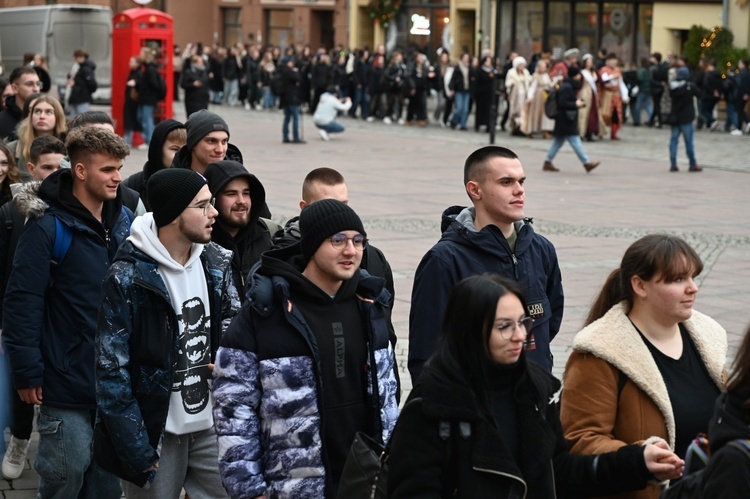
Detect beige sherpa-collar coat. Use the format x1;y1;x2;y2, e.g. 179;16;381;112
560;302;726;499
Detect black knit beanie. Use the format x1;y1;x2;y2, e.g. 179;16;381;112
148;168;208;227
185;110;230;151
299;199;366;262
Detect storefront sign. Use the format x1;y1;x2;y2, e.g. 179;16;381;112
410;13;430;35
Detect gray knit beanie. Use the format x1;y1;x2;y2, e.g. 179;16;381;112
299;199;366;262
185;110;230;151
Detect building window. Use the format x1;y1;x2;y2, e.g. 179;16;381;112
222;7;242;47
573;2;598;57
548;2;571;59
266;10;294;50
515;1;543;60
636;4;653;63
601;3;634;62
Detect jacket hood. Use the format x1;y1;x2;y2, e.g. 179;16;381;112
144;119;186;179
128;212;204;272
570;302;727;449
709;392;750;452
81;59;96;71
37;169;124;232
172;142;244;170
15;181;46;219
204;160;266;227
439;205;531;256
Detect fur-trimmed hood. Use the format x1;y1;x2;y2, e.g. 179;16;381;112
15;181;46;220
571;301;727;448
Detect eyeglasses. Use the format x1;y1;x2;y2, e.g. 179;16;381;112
188;198;215;216
495;317;534;340
329;233;367;251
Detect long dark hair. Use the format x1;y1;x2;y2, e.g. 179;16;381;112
727;324;750;419
431;273;527;392
585;234;703;326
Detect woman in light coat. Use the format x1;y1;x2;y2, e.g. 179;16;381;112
578;54;606;140
522;59;554;138
505;56;531;136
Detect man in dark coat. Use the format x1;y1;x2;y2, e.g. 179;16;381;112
669;65;702;172
542;65;600;173
0;67;41;141
280;56;305;144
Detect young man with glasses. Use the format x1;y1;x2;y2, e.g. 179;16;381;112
0;66;42;141
95;167;240;497
212;198;399;499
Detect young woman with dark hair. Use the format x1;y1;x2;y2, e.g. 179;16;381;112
561;234;727;499
388;273;684;498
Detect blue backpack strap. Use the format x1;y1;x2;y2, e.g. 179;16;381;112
121;206;133;235
51;216;72;265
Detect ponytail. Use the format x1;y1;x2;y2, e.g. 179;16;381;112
584;268;630;327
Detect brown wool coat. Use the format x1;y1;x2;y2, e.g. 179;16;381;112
561;302;727;499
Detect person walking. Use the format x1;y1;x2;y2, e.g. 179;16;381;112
669;66;702;172
212;199;399;499
280;56;305;144
561;234;726;499
389;274;684;498
542;66;600;172
95;168;239;497
181;55;211;118
66;49;97;119
2;126;130;499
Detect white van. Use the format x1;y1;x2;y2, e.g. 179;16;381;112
0;4;112;103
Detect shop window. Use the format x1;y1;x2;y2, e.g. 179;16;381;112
636;4;653;64
266;9;293;50
222;7;242;48
574;2;598;57
601;3;633;63
548;2;571;59
515;1;543;60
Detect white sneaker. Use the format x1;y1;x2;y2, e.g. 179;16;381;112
730;129;743;136
137;144;149;151
244;102;251;111
2;436;30;480
318;129;330;141
745;123;750;134
366;116;375;123
383;117;392;125
397;117;406;125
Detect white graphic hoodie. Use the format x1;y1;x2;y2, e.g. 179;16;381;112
129;213;213;435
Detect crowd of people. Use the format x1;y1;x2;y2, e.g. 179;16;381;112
0;38;748;499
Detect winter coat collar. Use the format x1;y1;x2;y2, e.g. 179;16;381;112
572;302;727;447
440;205;533;256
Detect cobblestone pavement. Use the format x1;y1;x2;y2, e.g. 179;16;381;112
3;102;749;496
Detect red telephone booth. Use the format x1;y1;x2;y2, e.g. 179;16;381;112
112;8;173;137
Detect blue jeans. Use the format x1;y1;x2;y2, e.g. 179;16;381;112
137;105;155;145
545;135;590;164
451;91;470;128
724;101;738;132
35;406;121;499
316;120;345;134
670;123;697;167
352;87;369;118
223;78;239;106
67;102;90;119
633;92;653;125
283;104;301;142
262;87;276;109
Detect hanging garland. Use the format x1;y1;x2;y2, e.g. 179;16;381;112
366;0;403;28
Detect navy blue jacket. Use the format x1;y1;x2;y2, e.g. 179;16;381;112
94;237;240;487
2;169;131;409
408;206;564;383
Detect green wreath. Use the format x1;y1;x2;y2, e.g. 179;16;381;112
367;0;403;28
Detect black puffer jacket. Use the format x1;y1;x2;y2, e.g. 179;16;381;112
68;59;98;105
389;355;654;498
553;77;580;137
136;62;163;106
